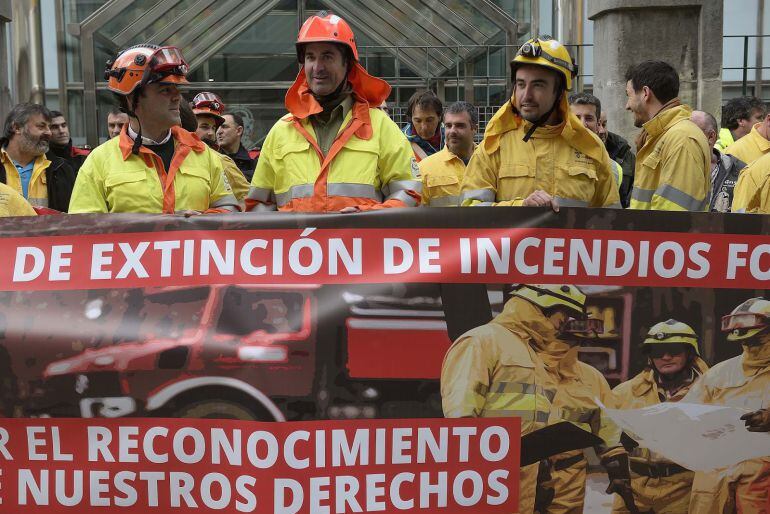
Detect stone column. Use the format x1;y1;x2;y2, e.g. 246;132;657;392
588;0;723;145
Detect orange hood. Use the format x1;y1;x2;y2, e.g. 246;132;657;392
285;62;391;120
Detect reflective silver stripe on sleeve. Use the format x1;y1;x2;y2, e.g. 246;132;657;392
253;202;277;212
553;196;590;208
245;186;275;203
28;197;49;207
328;183;382;200
275;184;314;206
383;180;422;196
631;187;654;203
388;189;419;207
655;184;708;211
734;208;747;214
460;188;496;204
211;194;240;211
427;195;460;207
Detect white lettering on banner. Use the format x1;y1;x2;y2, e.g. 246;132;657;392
514;237;539;275
419;238;442;273
478;238;510;274
543;238;565;274
153;240;180;277
200;239;235;276
749;244;770;280
384;238;413;274
13;247;47;282
48;245;72;281
115;242;150;279
0;428;13;460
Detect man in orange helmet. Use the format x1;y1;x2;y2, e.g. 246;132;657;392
69;45;239;214
245;12;420;212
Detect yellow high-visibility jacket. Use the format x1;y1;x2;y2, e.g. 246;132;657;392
70;127;238;214
246;102;420;212
724;123;770;165
460;95;620;208
630;104;710;211
441;297;557;514
418;145;473;206
0;149;51;208
714;127;735;153
731;150;770;213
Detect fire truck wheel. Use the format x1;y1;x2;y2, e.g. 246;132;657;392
173;400;260;421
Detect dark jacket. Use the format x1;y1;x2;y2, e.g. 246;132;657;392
605;131;636;208
710;149;745;212
225;144;257;182
47;140;90;175
0;155;76;212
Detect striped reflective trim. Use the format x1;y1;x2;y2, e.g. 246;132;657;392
427;195;460;207
610;160;623;186
553;196;590;208
631;187;654;203
460;188;495;203
559;407;596;424
28;197;49;207
253;202;277;212
655;184;708;211
605;202;622;209
276;183;385;206
388;189;419;207
482;410;550;423
211;194;239;211
488;381;556;402
734;208;747;213
245;186;274;203
383;180;422;196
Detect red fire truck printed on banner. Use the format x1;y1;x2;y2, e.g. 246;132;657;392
0;283;631;422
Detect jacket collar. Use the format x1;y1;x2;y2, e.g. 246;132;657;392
118;125;205;161
749;123;770;151
481;93;606;163
642;102;691;139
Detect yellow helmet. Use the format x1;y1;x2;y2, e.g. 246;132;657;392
510;284;586;317
722;297;770;342
511;37;577;90
643;319;700;356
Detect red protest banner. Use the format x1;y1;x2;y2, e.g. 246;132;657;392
0;417;520;514
2;226;770;292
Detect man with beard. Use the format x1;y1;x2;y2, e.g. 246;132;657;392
403;90;444;161
597;111;636;208
0;103;76;212
418;101;476;206
460;37;619;210
69;45;238;214
684;298;770;513
47;110;90;174
624;60;710;211
245;12;419;212
611;320;709;513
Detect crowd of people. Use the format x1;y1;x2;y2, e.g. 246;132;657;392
0;10;768;514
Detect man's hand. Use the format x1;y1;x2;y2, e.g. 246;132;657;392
740;409;770;432
523;190;560;212
339;206;360;214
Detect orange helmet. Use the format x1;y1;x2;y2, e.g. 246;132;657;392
191;92;225;124
296;12;358;62
105;44;189;95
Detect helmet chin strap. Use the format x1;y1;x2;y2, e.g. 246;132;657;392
522;86;563;143
121;89;143;155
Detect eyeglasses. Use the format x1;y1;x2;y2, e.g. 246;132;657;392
647;344;688;359
721;313;769;332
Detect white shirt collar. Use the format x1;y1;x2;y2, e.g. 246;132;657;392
127;124;172;146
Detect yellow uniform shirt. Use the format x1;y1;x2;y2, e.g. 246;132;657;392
0;149;50;207
418;146;472;206
724;123;770;165
731;151;770;213
630;104;710;211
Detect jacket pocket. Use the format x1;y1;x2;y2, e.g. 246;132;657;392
497;164;535;199
176;165;212;210
336;137;381;186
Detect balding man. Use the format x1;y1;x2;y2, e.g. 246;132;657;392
690;110;745;212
